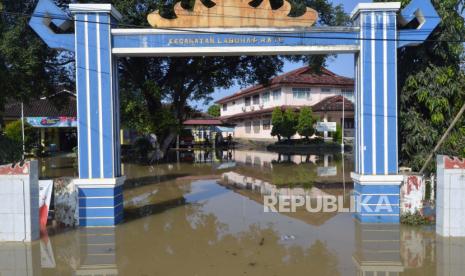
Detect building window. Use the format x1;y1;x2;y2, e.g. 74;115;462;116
253;120;260;133
245;121;252;133
232;101;236;105
262;92;270;103
272;89;281;101
252;95;260;105
222;104;227;111
321;88;332;92
293;88;311;100
341;89;354;101
262;119;271;130
245;97;251;106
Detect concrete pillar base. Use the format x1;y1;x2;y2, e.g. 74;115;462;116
74;177;125;227
352;173;403;224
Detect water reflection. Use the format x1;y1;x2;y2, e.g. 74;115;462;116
0;176;464;275
353;222;404;275
77;228;118;276
169;149;354;187
0;242;41;275
13;150;463;275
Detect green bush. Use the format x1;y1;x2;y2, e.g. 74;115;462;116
401;211;434;226
4;120;37;152
333;124;342;144
0;135;22;165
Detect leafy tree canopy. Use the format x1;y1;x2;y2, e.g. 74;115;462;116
0;1;73;125
207;104;221;117
297;107;315;139
376;0;465;172
271;107;284;141
281;108;298;140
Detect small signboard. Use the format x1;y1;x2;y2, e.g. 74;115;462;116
316;122;337;132
317;167;338;177
26;117;77;128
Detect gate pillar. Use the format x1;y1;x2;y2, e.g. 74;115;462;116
352;3;403;223
69;4;124;227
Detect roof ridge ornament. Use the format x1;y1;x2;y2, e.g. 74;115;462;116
147;0;318;28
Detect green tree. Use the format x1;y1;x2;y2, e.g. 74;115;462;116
281;108;298;141
375;0;465;172
71;0;349;154
0;1;72;124
7;0;350;156
297;107;315;140
207;105;221;117
271;107;284;142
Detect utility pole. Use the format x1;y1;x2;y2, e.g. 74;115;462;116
341;95;345;153
21;102;25;160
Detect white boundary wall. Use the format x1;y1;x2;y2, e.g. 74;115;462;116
0;161;40;241
436;155;465;237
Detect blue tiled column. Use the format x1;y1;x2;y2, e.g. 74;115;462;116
69;4;124;227
74;178;125;227
351;3;403;223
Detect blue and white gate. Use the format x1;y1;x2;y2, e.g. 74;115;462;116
30;0;440;226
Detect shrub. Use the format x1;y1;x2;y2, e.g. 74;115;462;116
4;120;37;152
0;134;22;165
401;211;434;225
333;124;342;144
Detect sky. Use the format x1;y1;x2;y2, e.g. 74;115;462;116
194;0;368;111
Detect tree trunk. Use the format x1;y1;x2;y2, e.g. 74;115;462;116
159;130;178;157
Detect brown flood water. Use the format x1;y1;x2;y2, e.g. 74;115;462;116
2;149;464;275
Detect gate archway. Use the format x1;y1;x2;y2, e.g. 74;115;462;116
30;0;440;226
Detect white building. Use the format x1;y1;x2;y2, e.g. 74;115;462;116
216;67;355;140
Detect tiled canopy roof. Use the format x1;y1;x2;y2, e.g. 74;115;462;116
4;93;77;118
216;67;354;104
312;95;354;112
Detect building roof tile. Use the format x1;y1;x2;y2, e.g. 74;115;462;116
216;67;354;104
4;93;76;118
